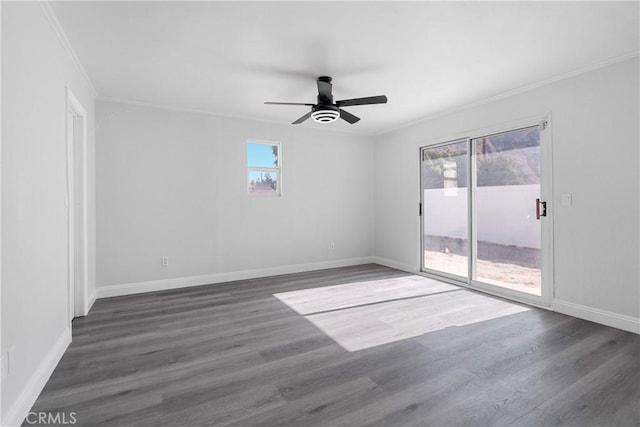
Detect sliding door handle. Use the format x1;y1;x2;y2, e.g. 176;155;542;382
536;198;547;219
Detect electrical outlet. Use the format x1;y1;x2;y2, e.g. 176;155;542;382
161;256;169;266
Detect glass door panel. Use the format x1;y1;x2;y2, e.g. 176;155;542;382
472;126;541;295
421;140;468;278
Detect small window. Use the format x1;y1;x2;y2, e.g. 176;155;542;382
247;141;280;196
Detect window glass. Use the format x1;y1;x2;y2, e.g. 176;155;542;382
247;143;278;168
247;141;280;196
248;171;278;194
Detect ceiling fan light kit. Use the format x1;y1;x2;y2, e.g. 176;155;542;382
311;105;340;123
265;76;387;125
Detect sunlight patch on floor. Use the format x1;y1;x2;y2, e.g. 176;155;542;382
274;275;530;352
274;275;459;315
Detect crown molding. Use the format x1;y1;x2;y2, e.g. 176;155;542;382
38;0;98;96
376;51;639;137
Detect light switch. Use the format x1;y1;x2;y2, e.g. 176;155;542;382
562;193;572;206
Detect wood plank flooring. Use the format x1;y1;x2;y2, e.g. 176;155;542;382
26;264;640;426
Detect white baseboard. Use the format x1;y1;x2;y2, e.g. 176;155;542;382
553;299;640;334
371;256;418;274
372;260;639;335
97;257;376;298
2;327;72;427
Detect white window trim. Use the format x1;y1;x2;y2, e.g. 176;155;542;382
247;139;281;196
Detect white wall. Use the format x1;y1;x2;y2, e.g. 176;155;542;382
374;58;639;328
0;7;636;427
96;101;374;293
1;3;96;425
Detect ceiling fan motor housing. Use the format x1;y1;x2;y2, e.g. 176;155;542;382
317;76;334;104
311;104;340;123
265;75;386;125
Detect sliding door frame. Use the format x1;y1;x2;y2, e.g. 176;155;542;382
420;114;554;309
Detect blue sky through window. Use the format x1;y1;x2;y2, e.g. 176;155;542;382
247;142;278;168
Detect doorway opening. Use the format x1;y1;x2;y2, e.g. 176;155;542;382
420;119;553;307
66;88;89;323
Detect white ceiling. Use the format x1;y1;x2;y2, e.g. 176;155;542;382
51;1;639;135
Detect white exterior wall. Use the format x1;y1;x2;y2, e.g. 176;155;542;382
424;185;541;248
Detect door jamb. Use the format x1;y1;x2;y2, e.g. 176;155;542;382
66;88;89;323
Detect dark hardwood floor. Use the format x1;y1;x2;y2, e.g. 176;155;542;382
27;264;639;426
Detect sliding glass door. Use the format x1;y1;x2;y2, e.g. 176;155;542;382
472;126;542;296
421;122;551;305
421;140;469;279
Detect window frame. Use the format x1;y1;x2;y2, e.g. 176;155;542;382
246;139;282;197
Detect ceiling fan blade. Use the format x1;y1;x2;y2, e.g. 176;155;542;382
317;78;333;100
336;95;387;107
265;102;315;106
339;108;360;124
292;111;312;124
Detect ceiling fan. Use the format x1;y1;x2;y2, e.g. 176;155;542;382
265;76;387;125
